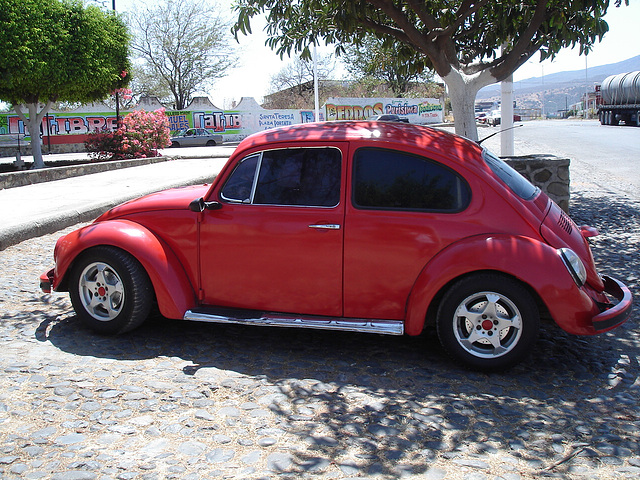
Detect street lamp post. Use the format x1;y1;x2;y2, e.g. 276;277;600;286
111;0;120;127
89;0;119;126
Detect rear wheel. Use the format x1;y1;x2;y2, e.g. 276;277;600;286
436;274;539;370
206;140;217;146
69;246;153;335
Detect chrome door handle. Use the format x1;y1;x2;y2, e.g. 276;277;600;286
309;224;341;230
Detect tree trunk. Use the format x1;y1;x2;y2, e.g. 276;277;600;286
14;101;53;169
442;68;496;142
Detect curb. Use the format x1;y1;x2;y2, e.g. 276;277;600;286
0;172;214;251
1;156;168;190
0;150;235;190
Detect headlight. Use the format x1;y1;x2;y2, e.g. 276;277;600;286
559;248;587;287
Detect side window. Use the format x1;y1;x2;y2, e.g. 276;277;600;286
253;148;341;207
220;154;259;203
353;147;470;212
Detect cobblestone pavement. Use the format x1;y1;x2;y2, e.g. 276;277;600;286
0;157;639;479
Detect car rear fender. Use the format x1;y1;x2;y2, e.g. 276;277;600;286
405;234;591;336
54;219;196;319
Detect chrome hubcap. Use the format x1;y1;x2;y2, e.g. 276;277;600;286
78;262;125;321
453;291;522;358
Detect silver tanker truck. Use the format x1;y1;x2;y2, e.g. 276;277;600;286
598;71;640;126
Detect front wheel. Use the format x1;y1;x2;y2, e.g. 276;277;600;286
69;246;153;335
436;274;539;371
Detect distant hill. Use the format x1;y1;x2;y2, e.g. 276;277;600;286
477;55;640;115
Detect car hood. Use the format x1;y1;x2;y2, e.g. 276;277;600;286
96;184;211;222
540;200;604;290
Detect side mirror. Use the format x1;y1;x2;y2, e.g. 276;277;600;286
189;197;223;212
189;198;205;212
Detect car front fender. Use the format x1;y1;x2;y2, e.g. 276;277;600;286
405;234;599;336
53;219;196;319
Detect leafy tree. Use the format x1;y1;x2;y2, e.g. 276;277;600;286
0;0;130;168
233;0;628;141
129;0;237;110
342;35;434;97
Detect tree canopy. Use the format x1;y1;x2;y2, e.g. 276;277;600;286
342;35;435;97
0;0;130;167
129;0;237;110
234;0;628;140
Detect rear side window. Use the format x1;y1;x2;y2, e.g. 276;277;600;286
352;147;470;212
221;147;341;207
483;149;538;200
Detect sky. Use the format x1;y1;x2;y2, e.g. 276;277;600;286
111;0;640;108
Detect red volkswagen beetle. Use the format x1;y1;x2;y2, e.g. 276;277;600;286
40;122;632;370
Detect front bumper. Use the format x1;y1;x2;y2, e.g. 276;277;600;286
40;269;54;294
592;275;633;332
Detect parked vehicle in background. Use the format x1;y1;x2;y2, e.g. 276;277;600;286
40;122;632;371
486;110;522;126
475;112;488;123
170;128;223;147
369;114;410;123
598;71;640;126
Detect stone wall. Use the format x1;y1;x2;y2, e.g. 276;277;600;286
0;143;86;158
503;154;570;212
0;157;167;189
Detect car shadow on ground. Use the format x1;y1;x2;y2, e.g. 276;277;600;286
35;311;638;476
25;192;640;477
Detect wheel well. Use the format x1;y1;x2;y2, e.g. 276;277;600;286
422;269;550;331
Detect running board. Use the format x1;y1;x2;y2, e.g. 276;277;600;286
183;308;404;335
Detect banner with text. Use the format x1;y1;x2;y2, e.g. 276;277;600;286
325;97;443;123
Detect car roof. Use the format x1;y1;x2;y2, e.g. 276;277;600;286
237;121;482;162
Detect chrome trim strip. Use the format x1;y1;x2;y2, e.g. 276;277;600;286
308;224;341;230
183;310;404;335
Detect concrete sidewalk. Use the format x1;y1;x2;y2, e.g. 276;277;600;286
0;155;231;250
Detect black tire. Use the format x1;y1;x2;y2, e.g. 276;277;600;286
436;274;539;371
69;246;153;335
206;140;217;146
171;141;180;147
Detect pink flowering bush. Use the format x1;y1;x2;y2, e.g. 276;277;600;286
85;108;171;160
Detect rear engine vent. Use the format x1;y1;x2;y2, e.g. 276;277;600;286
557;211;574;235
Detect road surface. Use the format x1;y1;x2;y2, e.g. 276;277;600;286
479;119;640;199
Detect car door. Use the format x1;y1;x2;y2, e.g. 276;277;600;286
343;146;472;320
182;128;197;146
198;145;347;317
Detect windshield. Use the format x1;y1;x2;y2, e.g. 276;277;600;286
483;149;538;200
